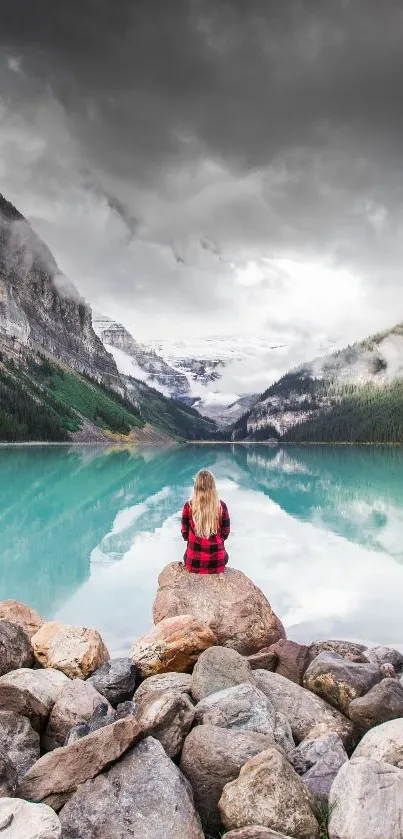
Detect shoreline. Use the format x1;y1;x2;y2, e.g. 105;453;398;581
1;439;403;447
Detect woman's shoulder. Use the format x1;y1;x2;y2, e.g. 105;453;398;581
220;499;229;511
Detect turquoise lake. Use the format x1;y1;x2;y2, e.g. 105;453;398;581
1;443;402;655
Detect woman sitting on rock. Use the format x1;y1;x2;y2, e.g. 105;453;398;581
181;469;230;574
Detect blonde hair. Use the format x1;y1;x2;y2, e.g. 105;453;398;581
190;469;221;538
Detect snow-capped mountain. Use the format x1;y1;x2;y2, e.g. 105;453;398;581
92;314;190;398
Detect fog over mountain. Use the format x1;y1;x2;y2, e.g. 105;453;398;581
1;0;403;383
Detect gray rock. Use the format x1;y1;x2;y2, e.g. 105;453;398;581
134;688;194;758
87;658;137;706
223;830;294;839
254;670;354;747
352;718;403;768
328;756;403;839
307;640;367;664
0;621;34;677
43;680;112;751
218;747;320;839
303;652;381;714
0;754;17;798
0;797;62;838
0;669;69;731
64;724;90;747
0;711;40;782
363;645;403;674
64;703;117;746
191;646;254;702
115;700;136;719
59;737;204;838
348;678;403;730
180;724;274;835
134;672;192;702
273;712;295;757
246;649;278;672
291;732;348;805
194;682;277;737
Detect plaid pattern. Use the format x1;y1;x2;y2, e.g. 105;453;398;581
181;500;230;574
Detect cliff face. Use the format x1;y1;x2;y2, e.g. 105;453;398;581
0;194;121;390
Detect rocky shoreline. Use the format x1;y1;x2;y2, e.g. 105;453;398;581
0;563;402;838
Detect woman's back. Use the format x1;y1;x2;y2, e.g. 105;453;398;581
181;470;230;574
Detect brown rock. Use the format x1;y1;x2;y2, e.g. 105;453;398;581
131;614;216;678
134;672;192;701
0;621;34;676
0;711;40;781
307;640;367;664
153;562;285;655
247;649;278;671
271;639;310;685
18;716;143;810
191;646;254;702
219;748;319;839
303;652;381;715
43;680;113;751
348;679;403;730
0;669;69;731
223;830;294;839
32;622;110;679
134;688;194;757
0;600;44;639
180;724;274;835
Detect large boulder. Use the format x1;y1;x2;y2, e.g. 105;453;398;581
18;716;143;810
59;737;204;839
180;724;274;836
0;621;34;677
31;622;109;679
271;640;310;685
290;732;348;806
131;615;216;678
191;646;254;702
0;601;44;639
254;670;354;747
43;680;112;751
0;669;69;731
0;797;61;838
223;830;295;839
194;682;276;737
134;688;194;758
87;658;137;706
0;754;17;798
219;747;319;839
153;562;285;655
364;645;403;674
0;712;39;783
303;652;381;714
348;678;403;730
328;756;403;839
307;640;367;664
134;672;192;701
352;718;403;768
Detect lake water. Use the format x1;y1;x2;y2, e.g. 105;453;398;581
1;443;402;656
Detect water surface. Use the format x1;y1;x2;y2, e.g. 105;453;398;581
1;443;402;654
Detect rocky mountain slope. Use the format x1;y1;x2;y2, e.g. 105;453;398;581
232;323;403;443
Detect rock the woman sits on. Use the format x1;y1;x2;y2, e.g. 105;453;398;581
181;469;230;574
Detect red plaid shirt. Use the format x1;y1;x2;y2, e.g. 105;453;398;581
181;500;230;574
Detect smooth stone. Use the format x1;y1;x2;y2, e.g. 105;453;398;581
303;652;381;714
17;716;143;810
363;645;403;674
0;669;69;731
352;718;403;768
328;756;403;839
219;747;319;839
191;646;254;702
0;754;17;798
246;649;278;671
131;615;216;678
0;797;61;838
59;737;204;839
43;680;113;751
31;622;109;679
254;670;354;747
223;830;295;839
134;688;194;758
348;678;403;730
0;622;34;677
290;732;348;806
0;712;40;782
87;658;137;706
153;562;285;655
0;601;44;639
194;682;277;737
180;724;274;836
134;672;192;701
307;640;367;664
271;640;310;685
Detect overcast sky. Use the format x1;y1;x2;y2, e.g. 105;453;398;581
1;0;403;371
